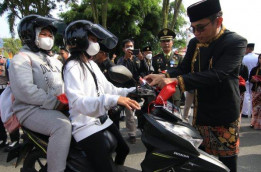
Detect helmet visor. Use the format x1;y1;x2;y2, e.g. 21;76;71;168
88;24;118;49
33;17;66;35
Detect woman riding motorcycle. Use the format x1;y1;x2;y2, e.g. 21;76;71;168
62;20;140;172
9;15;71;172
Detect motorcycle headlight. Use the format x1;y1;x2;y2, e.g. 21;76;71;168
157;120;203;148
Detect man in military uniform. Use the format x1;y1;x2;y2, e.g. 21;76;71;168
145;0;247;171
152;28;183;107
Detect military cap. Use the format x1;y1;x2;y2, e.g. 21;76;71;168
247;43;255;48
157;28;176;41
142;45;152;52
187;0;221;22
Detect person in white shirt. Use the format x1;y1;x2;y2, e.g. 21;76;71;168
242;43;258;117
62;20;140;172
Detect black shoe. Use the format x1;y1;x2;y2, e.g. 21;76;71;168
0;140;7;148
4;141;19;152
127;136;136;144
241;114;248;118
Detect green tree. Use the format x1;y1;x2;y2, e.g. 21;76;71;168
162;0;170;29
60;0;162;55
169;0;187;48
0;0;74;37
60;0;187;54
3;38;22;55
170;0;183;30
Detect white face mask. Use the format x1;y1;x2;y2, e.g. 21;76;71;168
146;53;152;60
37;37;54;50
125;47;134;51
86;41;100;56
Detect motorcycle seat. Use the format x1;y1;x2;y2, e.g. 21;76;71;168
22;127;49;152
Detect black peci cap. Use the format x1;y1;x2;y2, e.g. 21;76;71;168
157;28;176;41
187;0;221;22
142;45;152;52
247;43;255;48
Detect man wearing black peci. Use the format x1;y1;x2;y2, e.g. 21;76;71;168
145;0;247;171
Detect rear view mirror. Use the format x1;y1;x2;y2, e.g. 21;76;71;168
108;65;133;84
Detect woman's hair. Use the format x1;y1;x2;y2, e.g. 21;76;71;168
62;51;88;80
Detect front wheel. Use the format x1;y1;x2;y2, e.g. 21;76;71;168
21;149;47;172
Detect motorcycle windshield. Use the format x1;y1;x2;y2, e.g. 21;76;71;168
157;120;203;148
33;17;66;35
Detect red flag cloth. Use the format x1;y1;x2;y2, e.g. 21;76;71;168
57;93;69;104
253;75;261;82
155;81;177;105
238;76;246;87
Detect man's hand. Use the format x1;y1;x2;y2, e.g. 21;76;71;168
124;49;133;60
117;96;141;111
158;78;178;88
56;101;68;111
251;76;259;82
144;74;165;86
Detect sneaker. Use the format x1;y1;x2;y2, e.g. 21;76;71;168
4;141;19;152
0;140;7;148
127;136;136;144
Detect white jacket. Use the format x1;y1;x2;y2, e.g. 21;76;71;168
64;60;134;142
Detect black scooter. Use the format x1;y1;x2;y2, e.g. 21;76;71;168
7;65;229;172
109;65;230;172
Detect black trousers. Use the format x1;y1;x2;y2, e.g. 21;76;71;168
219;155;238;172
78;124;129;172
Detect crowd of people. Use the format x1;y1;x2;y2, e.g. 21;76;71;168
0;0;260;172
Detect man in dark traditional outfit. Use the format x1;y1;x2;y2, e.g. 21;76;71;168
145;0;247;171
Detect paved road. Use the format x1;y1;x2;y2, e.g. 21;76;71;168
0;117;260;172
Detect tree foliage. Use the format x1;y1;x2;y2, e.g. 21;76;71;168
0;0;75;37
3;38;22;56
60;0;164;55
60;0;187;55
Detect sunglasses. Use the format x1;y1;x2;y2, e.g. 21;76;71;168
189;20;212;33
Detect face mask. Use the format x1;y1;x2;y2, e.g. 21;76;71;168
37;37;54;50
125;47;134;51
86;41;100;56
146;53;152;60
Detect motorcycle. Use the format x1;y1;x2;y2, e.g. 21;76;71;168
7;65;229;172
109;65;230;172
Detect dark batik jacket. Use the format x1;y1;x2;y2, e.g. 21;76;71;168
166;26;247;126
